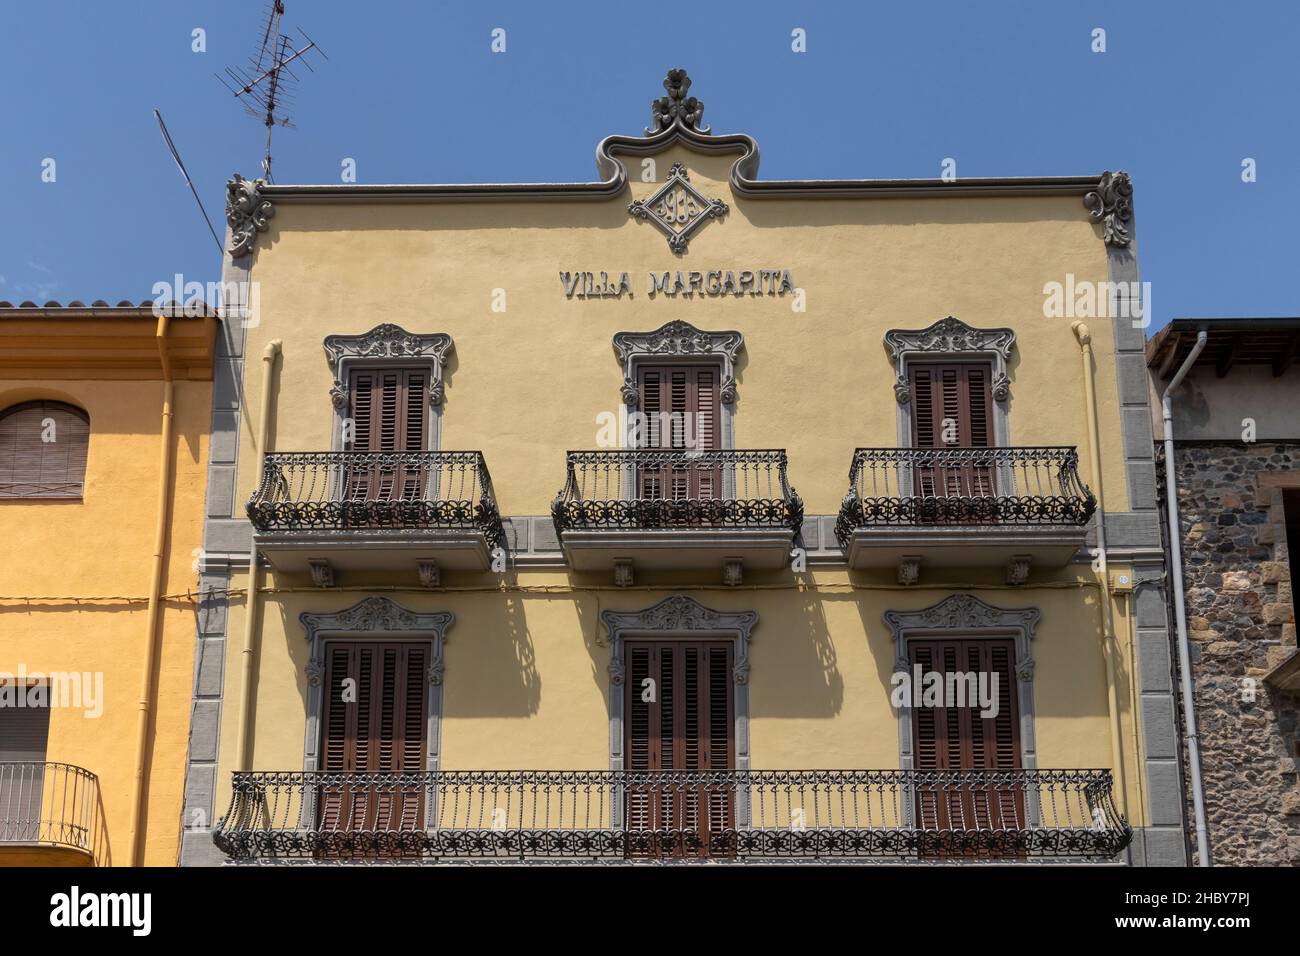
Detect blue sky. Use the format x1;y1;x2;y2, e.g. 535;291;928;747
2;0;1296;331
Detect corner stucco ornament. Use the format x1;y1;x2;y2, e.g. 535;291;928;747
613;320;744;407
323;324;453;410
884;316;1016;405
226;174;274;259
628;162;728;254
1083;170;1134;248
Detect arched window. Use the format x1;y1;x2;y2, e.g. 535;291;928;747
0;401;90;499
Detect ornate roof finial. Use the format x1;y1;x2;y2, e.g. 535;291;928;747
648;68;709;135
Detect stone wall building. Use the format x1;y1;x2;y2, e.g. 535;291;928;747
1148;318;1300;865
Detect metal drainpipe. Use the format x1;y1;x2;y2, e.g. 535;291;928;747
1070;322;1129;815
1161;329;1211;867
128;311;175;866
234;340;281;772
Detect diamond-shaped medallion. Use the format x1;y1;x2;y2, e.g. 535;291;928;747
628;163;728;253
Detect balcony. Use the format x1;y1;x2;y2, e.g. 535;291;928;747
247;451;506;580
835;447;1096;582
212;768;1130;863
552;450;803;583
0;762;100;866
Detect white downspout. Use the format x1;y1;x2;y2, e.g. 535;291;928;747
1161;329;1210;867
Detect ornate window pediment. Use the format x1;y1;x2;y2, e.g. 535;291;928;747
323;324;453;410
612;320;744;407
884;316;1016;405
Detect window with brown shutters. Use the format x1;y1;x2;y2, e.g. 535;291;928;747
344;369;429;503
317;641;428;857
909;363;992;448
625;640;733;857
346;368;428;452
0;401;90;499
636;364;722;506
909;637;1025;852
909;363;995;499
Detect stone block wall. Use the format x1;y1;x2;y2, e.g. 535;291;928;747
1171;441;1300;864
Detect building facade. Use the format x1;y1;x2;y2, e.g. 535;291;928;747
0;301;218;866
182;70;1184;866
1148;319;1300;865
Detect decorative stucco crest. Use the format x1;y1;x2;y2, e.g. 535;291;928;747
1083;170;1134;248
647;68;708;135
884;316;1016;405
300;596;454;641
612;320;744;407
601;595;758;685
628;162;728;253
883;593;1040;640
226;174;274;259
322;324;453;410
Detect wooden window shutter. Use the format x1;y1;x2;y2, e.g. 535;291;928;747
624;641;734;857
909;638;1020;772
0;401;90;499
909;638;1024;844
637;365;721;452
908;364;993;448
347;369;428;452
317;642;429;847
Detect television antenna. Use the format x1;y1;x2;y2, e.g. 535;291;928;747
216;1;326;182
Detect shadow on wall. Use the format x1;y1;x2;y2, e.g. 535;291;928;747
442;589;540;719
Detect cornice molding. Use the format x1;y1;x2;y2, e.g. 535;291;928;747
226;174;274;259
255;70;1124;213
1083;170;1134;248
323;324;454;409
613;319;744;406
884;316;1016;404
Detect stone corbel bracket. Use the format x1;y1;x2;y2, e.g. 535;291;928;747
613;319;744;407
1083;171;1134;249
884;316;1016;405
226;174;274;259
323;324;454;410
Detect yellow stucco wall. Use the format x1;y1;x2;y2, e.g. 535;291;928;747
0;376;212;866
235;148;1129;517
215;146;1148;830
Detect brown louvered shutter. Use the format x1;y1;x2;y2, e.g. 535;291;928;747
909;364;995;500
0;401;90;499
347;369;427;452
637;366;722;508
909;364;992;448
909;638;1024;850
624;641;733;857
317;642;429;855
346;369;428;505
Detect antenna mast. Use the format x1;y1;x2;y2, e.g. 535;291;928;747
216;1;326;182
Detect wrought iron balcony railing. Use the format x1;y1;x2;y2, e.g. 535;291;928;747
0;762;99;856
835;446;1096;548
212;769;1130;862
552;450;803;534
247;451;505;550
